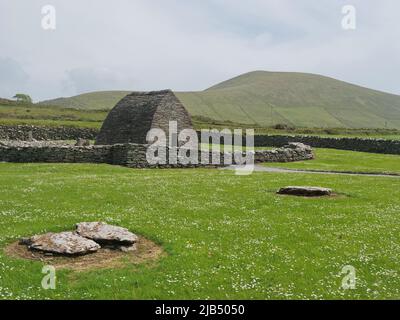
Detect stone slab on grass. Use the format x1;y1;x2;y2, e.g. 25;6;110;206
277;186;332;197
76;222;138;246
29;232;101;255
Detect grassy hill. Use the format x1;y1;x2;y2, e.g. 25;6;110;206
39;71;400;129
41;91;131;110
178;71;400;129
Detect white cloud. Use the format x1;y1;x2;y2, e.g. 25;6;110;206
62;67;136;96
0;0;399;101
0;57;29;98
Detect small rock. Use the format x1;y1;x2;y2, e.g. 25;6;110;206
29;232;101;255
75;138;90;147
286;142;311;150
76;222;138;246
120;244;137;252
277;186;332;197
19;237;32;246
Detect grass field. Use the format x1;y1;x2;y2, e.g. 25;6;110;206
1;162;400;299
0;103;107;128
266;148;400;175
0;118;103;129
0;103;107;126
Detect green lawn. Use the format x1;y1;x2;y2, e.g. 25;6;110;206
266;148;400;175
1;163;400;299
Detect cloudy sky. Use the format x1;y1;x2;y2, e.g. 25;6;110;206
0;0;399;101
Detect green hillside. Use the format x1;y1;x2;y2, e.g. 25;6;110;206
41;91;131;110
40;71;400;129
177;71;400;129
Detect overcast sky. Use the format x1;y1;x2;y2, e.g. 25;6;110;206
0;0;399;101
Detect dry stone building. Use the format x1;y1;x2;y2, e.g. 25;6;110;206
96;90;193;145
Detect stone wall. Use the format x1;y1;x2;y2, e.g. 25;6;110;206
2;125;400;156
198;131;400;155
0;142;314;168
0;125;98;141
0;143;113;164
253;135;400;155
254;143;314;163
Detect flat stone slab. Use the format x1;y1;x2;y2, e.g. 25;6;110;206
76;222;138;245
277;186;332;197
29;232;101;255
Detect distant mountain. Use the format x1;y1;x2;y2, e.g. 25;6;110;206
40;71;400;129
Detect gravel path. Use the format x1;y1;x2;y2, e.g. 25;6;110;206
221;165;400;178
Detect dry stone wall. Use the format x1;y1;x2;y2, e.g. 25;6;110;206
2;125;398;155
253;135;400;155
254;143;314;163
0;143;113;164
0;125;98;141
197;131;400;155
0;142;314;168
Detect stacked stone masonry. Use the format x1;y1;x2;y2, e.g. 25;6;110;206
2;125;400;155
0;142;314;168
96;90;193;145
202;131;400;155
253;135;400;155
0;125;98;141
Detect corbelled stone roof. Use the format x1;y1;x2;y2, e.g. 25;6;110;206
96;90;193;145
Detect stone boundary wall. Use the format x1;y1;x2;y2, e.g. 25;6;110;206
254;143;314;163
0;144;113;165
2;125;400;155
0;143;149;167
0;125;98;141
253;135;400;155
0;142;313;168
198;131;400;155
